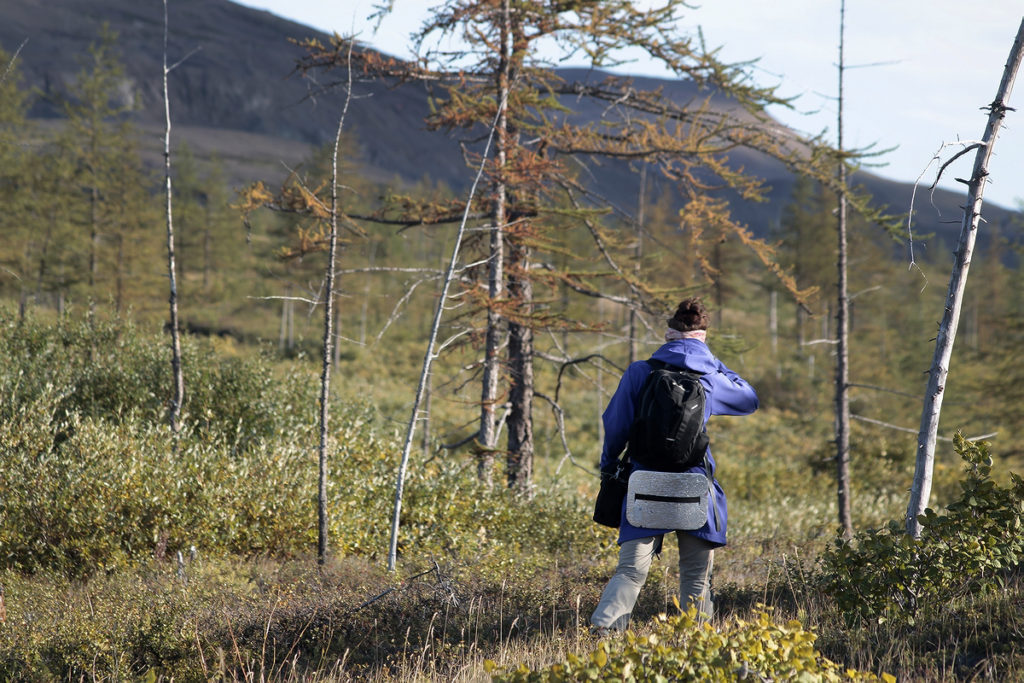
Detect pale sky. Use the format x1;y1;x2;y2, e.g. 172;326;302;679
236;0;1024;211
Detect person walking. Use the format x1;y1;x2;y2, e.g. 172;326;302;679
591;297;759;633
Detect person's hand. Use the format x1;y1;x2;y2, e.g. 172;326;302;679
601;459;626;481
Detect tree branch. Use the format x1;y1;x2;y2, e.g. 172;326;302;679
0;38;27;86
852;414;996;443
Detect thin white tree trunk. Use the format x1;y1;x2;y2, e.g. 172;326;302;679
279;285;290;354
162;0;184;436
834;0;853;540
388;81;511;573
333;290;342;366
317;41;354;565
907;18;1024;538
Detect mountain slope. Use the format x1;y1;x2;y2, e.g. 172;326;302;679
1;0;1017;250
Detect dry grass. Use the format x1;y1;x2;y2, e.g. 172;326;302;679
3;519;1022;681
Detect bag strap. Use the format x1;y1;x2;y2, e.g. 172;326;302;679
704;451;720;532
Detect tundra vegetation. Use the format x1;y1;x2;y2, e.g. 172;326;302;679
1;14;1024;682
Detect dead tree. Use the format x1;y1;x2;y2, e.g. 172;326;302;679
387;77;509;573
162;0;184;435
834;0;853;539
906;18;1024;538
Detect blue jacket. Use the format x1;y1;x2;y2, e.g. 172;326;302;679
599;339;759;546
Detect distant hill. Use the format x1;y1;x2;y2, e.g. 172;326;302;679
1;0;1018;255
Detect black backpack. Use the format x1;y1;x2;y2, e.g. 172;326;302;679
625;358;709;472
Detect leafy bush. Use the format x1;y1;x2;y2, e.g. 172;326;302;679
0;311;600;575
327;444;603;570
0;414;316;574
0;310;314;452
820;434;1024;626
491;605;890;682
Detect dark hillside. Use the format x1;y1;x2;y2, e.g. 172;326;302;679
1;0;1018;248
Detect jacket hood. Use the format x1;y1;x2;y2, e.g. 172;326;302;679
650;339;718;374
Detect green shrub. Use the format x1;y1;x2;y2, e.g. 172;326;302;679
491;605;890;682
0;312;599;574
0;310;315;452
819;434;1024;626
0;413;314;574
329;443;603;570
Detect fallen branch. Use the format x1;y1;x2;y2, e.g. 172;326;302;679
343;562;448;618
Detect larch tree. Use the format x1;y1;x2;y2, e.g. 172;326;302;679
198;156;233;295
296;0;850;493
775;176;830;349
59;26;140;320
9;29;157;319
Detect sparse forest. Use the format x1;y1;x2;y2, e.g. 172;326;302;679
1;5;1024;681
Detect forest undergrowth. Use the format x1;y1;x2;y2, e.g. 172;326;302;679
1;311;1023;681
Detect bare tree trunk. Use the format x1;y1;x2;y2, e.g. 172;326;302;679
89;185;98;321
477;0;512;484
316;41;355;566
360;242;374;345
333;290;342;367
388;77;508;573
279;285;290;354
288;292;294;350
279;285;296;355
421;380;432;457
907;19;1024;538
506;242;534;492
796;304;805;348
629;164;646;365
834;0;853;540
162;0;184;436
506;8;536;491
770;289;780;380
34;220;52;303
115;232;124;315
202;210;211;291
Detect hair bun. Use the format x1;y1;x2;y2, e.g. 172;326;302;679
668;297;709;332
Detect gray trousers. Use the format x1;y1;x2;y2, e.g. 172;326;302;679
590;532;715;631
